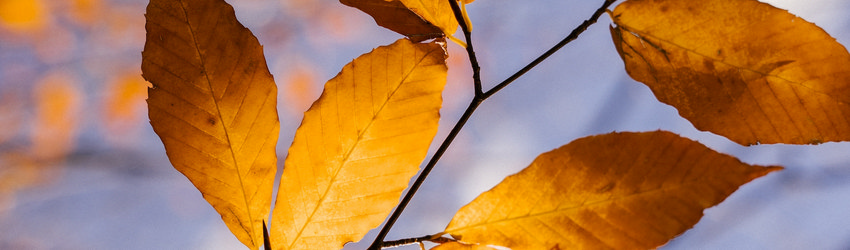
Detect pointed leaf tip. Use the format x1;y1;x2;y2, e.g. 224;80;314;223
446;131;781;249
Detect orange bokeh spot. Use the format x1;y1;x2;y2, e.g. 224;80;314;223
30;70;83;160
0;0;48;32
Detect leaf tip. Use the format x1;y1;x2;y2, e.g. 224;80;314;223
751;165;784;180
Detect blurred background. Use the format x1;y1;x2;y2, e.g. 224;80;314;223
1;0;849;249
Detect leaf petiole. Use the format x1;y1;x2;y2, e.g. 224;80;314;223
447;34;468;48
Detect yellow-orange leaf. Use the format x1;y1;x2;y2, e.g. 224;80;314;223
445;131;781;249
340;0;458;42
141;0;279;248
271;38;447;249
610;0;850;145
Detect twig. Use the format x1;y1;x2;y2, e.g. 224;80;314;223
482;0;618;100
368;0;619;248
450;0;483;97
378;234;455;248
368;98;483;250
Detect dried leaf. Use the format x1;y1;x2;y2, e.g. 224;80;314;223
445;131;781;249
271;38;448;249
141;0;280;248
340;0;458;42
610;0;850;145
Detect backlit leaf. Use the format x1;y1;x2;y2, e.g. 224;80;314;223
445;131;781;249
141;0;280;248
610;0;850;145
271;38;448;249
340;0;458;42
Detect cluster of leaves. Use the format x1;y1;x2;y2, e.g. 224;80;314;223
141;0;850;249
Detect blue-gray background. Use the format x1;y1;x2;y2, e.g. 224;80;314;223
1;0;849;249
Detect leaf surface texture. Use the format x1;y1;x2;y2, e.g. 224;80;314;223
271;38;448;250
141;0;280;248
611;0;850;145
340;0;458;42
445;131;781;249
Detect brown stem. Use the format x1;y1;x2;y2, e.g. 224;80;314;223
369;0;619;248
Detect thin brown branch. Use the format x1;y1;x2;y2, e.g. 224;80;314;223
379;234;455;248
448;0;483;97
369;0;619;248
482;0;619;100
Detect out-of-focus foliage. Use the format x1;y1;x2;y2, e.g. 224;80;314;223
0;0;48;32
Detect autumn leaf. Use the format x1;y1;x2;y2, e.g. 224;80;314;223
340;0;458;42
271;38;448;249
141;0;280;248
445;131;781;249
610;0;850;145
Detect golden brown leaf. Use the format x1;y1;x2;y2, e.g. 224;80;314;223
610;0;850;145
340;0;458;42
271;38;448;249
141;0;280;248
445;131;781;249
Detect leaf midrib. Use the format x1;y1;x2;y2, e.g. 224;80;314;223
178;0;258;246
447;176;719;234
288;43;440;249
